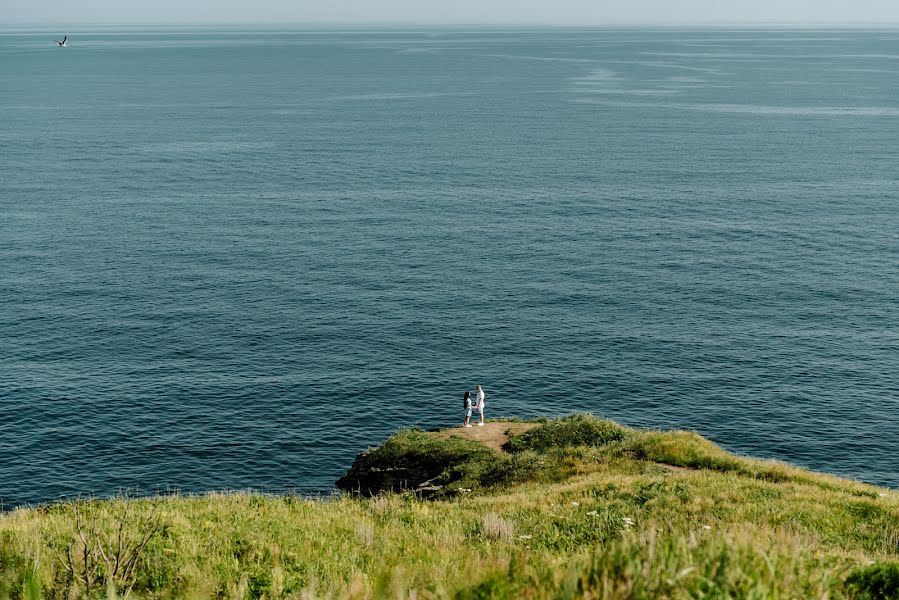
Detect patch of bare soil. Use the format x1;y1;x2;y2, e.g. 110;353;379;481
431;421;538;453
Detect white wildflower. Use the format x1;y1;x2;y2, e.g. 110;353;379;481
586;510;598;516
518;535;532;540
571;501;579;506
702;525;712;531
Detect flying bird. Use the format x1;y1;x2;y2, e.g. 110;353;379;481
54;35;67;47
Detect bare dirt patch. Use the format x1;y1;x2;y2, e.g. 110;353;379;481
431;421;538;453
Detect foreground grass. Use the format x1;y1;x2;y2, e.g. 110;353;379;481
2;415;899;598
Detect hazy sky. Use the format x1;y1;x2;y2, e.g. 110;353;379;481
7;0;899;25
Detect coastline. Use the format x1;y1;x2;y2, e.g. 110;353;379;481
2;414;897;598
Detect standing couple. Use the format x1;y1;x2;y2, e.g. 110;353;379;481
463;385;485;427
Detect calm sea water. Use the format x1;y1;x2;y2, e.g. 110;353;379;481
1;27;897;508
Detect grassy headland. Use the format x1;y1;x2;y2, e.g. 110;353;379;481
2;414;898;598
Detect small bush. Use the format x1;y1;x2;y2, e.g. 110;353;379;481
46;500;164;597
505;414;630;453
845;562;899;599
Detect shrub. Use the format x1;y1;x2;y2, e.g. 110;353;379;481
845;562;899;599
47;500;164;597
504;414;630;453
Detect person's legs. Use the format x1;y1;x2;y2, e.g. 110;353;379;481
478;407;484;425
465;408;472;427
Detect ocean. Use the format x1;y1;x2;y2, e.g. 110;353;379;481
1;26;897;508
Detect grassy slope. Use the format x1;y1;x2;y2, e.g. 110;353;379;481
2;415;898;599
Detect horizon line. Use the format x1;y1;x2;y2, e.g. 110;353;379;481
5;20;899;29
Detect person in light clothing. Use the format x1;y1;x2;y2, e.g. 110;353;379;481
475;385;485;426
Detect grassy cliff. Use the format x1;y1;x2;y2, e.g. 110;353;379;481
2;414;898;599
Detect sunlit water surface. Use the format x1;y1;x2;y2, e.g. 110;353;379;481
1;27;897;507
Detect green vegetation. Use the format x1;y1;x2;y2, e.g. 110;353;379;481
503;414;629;453
845;562;899;600
1;414;897;598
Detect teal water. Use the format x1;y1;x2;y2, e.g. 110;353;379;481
1;27;898;507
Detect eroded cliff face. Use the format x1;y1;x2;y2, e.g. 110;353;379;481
335;452;444;497
335;423;533;498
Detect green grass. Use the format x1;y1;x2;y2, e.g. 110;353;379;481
503;414;630;453
358;429;494;470
1;414;897;598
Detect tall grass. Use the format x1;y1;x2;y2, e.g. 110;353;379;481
1;414;896;598
504;414;630;453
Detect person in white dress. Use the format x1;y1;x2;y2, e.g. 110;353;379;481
475;385;485;426
463;390;474;428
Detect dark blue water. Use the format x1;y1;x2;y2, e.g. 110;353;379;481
2;27;898;508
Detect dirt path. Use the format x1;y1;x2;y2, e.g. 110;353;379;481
431;421;538;453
